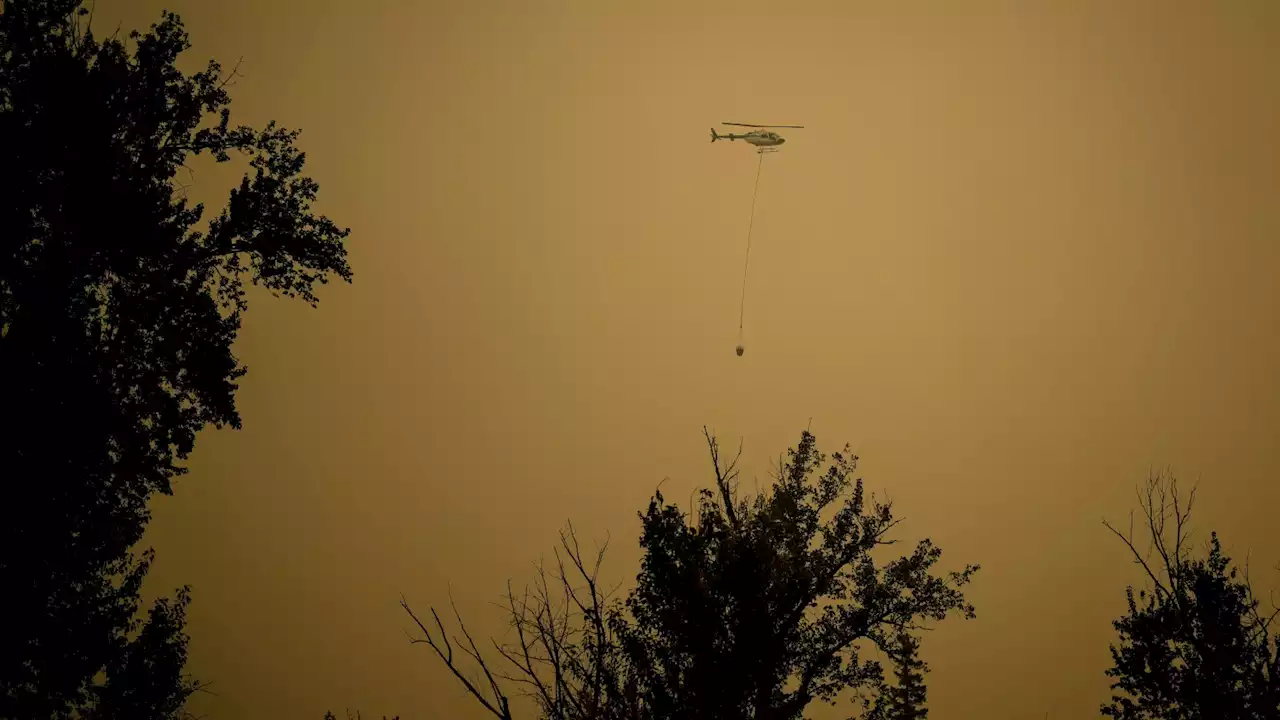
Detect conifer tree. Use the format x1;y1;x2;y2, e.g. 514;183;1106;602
875;630;928;720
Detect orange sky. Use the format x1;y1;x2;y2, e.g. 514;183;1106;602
92;0;1280;717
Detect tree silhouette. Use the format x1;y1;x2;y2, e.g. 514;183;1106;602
89;584;200;719
403;522;633;720
1101;474;1280;720
408;428;979;720
0;1;352;715
867;630;928;720
617;428;977;720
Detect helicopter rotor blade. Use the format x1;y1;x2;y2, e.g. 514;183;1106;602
722;122;805;129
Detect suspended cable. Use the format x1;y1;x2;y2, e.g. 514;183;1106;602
737;150;767;349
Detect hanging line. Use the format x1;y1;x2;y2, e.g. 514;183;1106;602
738;150;767;338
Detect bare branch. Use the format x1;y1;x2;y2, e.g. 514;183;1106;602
406;523;626;720
400;594;512;720
704;426;743;530
1101;472;1201;601
218;57;246;90
1103;515;1170;599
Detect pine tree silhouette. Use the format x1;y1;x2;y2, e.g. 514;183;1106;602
877;630;928;720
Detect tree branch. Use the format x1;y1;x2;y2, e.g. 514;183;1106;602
703;427;743;530
1101;472;1198;602
406;523;624;720
400;593;512;720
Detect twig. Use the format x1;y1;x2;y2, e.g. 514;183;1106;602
218;57;246;90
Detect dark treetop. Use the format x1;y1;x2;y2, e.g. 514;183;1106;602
0;1;352;716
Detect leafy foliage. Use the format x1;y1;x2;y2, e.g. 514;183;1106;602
0;0;352;716
1101;475;1280;720
616;428;978;720
411;429;978;720
90;585;200;719
866;630;928;720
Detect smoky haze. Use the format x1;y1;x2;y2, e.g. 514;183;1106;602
86;0;1280;717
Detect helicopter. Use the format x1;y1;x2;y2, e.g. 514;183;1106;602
710;122;804;151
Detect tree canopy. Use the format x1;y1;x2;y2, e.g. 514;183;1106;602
1102;475;1280;720
617;428;977;720
0;1;352;715
406;428;979;720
